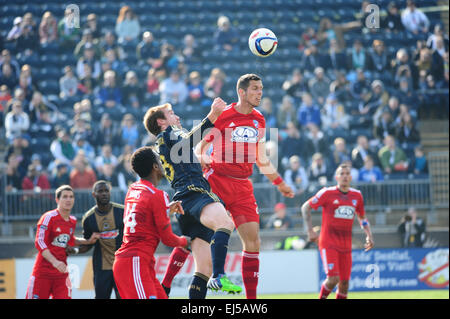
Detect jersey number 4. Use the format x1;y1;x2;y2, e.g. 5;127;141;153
124;202;137;233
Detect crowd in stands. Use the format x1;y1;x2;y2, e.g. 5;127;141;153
1;0;448;200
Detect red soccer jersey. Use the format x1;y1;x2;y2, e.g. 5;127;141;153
206;103;266;179
115;180;186;261
32;209;77;278
308;186;365;252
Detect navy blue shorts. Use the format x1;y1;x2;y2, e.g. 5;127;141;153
173;186;222;243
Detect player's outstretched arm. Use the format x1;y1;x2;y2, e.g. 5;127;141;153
256;141;294;198
206;97;227;124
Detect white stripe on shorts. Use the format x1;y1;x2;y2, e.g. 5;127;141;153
321;248;329;274
132;256;146;299
26;276;35;299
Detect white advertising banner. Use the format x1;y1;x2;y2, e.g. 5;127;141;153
14;250;319;299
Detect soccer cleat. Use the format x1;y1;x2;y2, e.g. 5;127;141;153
207;274;242;294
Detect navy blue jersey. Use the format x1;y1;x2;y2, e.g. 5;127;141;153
156;117;214;196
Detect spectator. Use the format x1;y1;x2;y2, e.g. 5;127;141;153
16;13;39;55
321;94;349;139
0;85;12;121
410;145;428;177
381;1;405;33
282;69;309;103
427;24;449;54
77;63;98;97
96;70;124;121
20;64;38;93
283;155;309;197
51;163;71;188
181;33;202;64
391;48;418;89
7;16;23;45
72;134;96;165
360;80;390;126
16;71;34;102
21;163;51;192
57;7;81;50
213;16;239;51
351;135;379;169
118;113;139;148
378;134;409;176
97;163;119;187
280;121;309;164
307;152;332;185
358;155;384;183
95;144;118;174
103;48;128;79
116;153;137;192
305;123;329;158
50;128;76;167
76;43;101;80
297;92;321;129
401;0;430;37
348;39;367;71
38;11;58;45
330;137;351;171
373;108;396;144
277;95;298;129
70;114;93;143
4;100;30;142
260;97;277;129
59;65;79;100
204;67;225;100
308;67;330;105
349;68;371;103
420;74;445;118
395;111;421;154
187;71;208;107
100;30;125;61
6;134;31;179
298;26;317;52
398;207;426;247
0;49;21;79
115;6;141;44
85;13;102;40
136;31;160;68
122;70;144;116
156;42;179;74
0;63;18;91
366;40;392;82
159;70;188;107
145;67;160;98
92;113;119;150
70;152;97;189
73;29;101;59
6;154;24;191
324;38;347;71
264;203;293;230
299;43;322;74
316;17;361;51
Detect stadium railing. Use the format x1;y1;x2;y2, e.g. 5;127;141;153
0;178;439;223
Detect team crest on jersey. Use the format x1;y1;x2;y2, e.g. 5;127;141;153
334;206;355;220
333;199;339;205
312;197;318;204
231;126;259;143
52;233;70;248
328;263;334;270
56;227;61;232
253;120;259;128
352;199;357;206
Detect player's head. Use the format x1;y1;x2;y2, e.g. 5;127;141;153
143;103;180;136
92;180;111;206
335;164;352;188
130;146;164;182
237;73;263;108
55;185;74;211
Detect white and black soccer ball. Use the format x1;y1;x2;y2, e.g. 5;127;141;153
248;28;278;57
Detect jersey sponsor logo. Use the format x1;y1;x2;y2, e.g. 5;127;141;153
128;190;142;200
52;233;71;248
100;229;119;239
231;126;259;143
334;206;355;220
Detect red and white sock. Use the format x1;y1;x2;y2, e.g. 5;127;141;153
319;282;332;299
241;251;259;299
161;247;189;288
336;290;347;299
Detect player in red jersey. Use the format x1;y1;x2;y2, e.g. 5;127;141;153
301;163;374;299
196;74;294;298
26;185;100;299
113;146;189;299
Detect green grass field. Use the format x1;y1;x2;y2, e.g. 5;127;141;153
206;290;449;299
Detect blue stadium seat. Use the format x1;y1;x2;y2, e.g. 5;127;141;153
39;80;60;95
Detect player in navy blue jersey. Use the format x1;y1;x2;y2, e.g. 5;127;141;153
143;98;242;298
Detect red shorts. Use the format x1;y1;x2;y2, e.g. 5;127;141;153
113;255;167;299
205;169;259;228
319;247;352;281
26;274;71;299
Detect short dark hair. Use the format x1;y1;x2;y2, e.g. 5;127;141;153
130;146;159;178
92;180;111;192
335;163;351;176
236;73;261;92
55;185;74;199
143;103;172;136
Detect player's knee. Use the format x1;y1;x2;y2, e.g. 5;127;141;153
339;280;349;291
327;276;340;287
243;237;260;252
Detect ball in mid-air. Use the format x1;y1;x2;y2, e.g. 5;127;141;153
248;28;278;57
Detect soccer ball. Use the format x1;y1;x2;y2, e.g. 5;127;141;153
248;28;278;57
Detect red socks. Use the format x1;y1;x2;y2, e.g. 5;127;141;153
241;251;259;299
319;282;332;299
336;291;347;299
162;247;190;288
